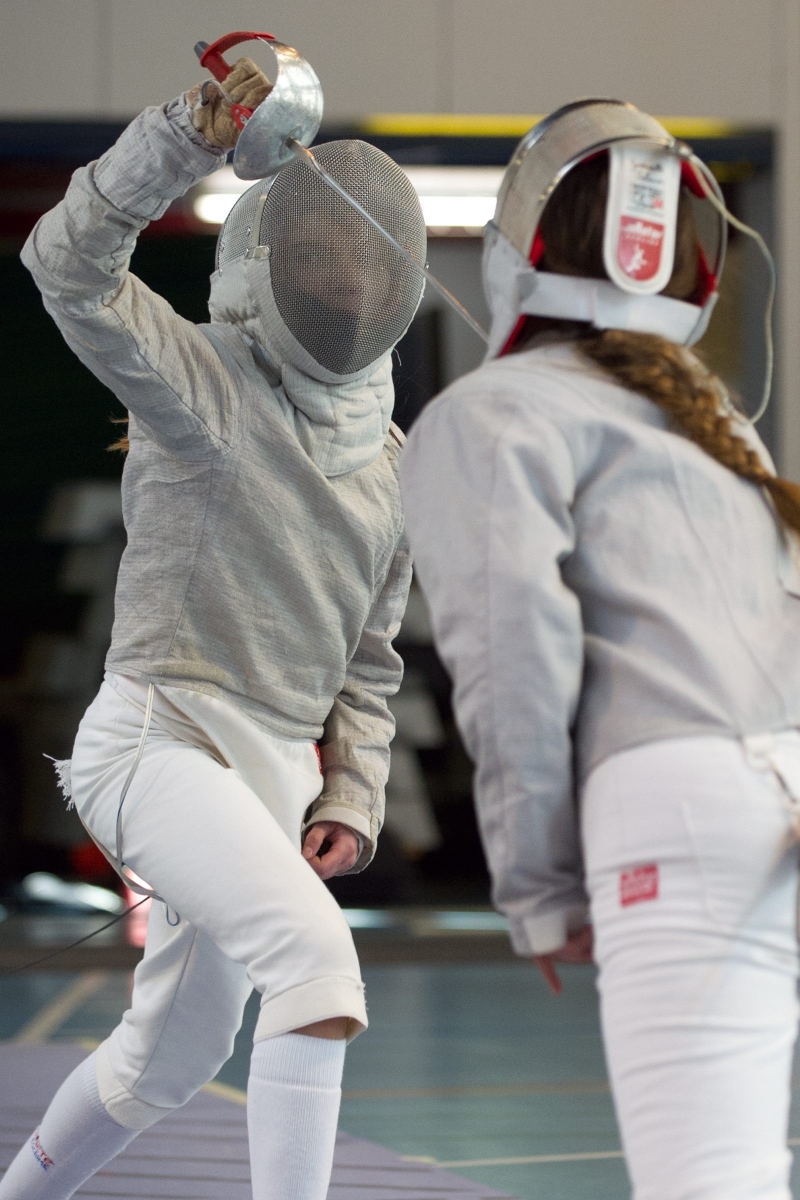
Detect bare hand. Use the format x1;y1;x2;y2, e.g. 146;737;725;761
302;821;360;880
532;924;594;996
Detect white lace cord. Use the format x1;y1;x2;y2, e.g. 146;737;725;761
780;778;800;841
743;736;800;836
779;767;800;945
742;734;800;947
114;683;178;922
686;151;777;425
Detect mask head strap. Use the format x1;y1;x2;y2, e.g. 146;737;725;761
498;146;715;357
602;144;682;295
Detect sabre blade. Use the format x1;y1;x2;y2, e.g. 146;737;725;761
287;139;489;344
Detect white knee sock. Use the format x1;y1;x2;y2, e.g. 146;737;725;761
0;1054;138;1200
247;1032;346;1200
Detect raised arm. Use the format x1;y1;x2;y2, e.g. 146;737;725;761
20;62;269;458
307;532;413;873
401;388;588;956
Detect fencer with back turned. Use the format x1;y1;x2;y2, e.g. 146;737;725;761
2;49;425;1200
401;99;800;1200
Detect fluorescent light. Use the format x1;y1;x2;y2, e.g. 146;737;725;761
418;194;497;229
403;166;504;197
194;192;242;225
431;911;508;932
193;163;503;233
193;165;250;225
405;166;502;231
342;908;396;929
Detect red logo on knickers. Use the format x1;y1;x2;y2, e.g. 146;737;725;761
620;863;659;907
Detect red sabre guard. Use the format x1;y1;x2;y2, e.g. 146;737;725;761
194;32;275;130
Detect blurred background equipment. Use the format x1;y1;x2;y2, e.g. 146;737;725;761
0;0;786;923
0;12;798;1198
19;873;123;915
0;111;775;916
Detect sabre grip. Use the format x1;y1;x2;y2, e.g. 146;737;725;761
194;31;274;82
194;41;232;83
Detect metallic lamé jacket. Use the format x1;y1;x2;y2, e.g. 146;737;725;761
21;98;411;867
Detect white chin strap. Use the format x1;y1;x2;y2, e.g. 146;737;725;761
482;224;716;361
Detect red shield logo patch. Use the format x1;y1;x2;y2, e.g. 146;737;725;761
617;217;665;282
620;863;659;907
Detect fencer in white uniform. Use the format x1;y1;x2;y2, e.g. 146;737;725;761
3;58;425;1200
401;100;800;1200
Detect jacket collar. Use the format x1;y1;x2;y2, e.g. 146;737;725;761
208;255;395;476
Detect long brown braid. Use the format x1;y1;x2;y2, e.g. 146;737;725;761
582;330;800;532
513;155;800;535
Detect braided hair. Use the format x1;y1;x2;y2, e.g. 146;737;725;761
582;330;800;532
512;156;800;535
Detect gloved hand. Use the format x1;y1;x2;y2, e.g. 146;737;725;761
187;56;272;149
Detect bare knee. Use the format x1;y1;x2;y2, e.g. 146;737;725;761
292;1016;349;1039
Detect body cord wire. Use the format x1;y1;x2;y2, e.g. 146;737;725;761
686;150;776;425
113;682;179;924
6;682;181;973
2;899;149;975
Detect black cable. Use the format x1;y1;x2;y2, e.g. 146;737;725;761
2;898;149;975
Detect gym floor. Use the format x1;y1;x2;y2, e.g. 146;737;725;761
3;961;800;1200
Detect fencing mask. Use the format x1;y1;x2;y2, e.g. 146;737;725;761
483;100;729;358
483;98;775;420
215;139;427;376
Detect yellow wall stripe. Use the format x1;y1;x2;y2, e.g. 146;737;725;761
360;113;757;140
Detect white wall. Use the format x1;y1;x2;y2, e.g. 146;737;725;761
3;0;799;475
0;0;783;121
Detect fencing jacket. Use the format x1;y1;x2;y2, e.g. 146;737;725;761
400;342;800;950
21;97;411;867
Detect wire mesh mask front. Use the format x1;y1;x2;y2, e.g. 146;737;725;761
255;141;426;375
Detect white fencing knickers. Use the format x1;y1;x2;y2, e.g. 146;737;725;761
68;676;367;1131
583;734;800;1200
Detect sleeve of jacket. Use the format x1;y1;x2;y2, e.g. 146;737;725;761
20;96;237;459
400;385;588;955
308;530;413;873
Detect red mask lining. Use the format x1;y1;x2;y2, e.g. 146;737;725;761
498;156;714;357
